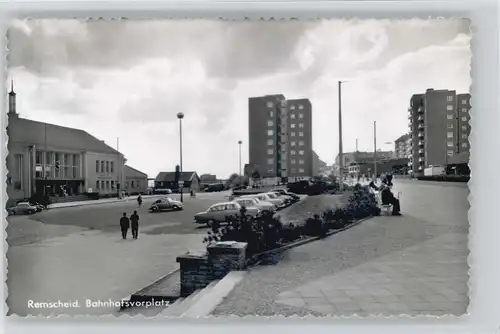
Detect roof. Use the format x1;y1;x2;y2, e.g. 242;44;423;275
8;116;121;155
155;171;199;182
395;133;410;143
124;165;148;178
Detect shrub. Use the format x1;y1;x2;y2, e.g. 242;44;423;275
304;214;328;237
281;223;303;242
203;206;283;257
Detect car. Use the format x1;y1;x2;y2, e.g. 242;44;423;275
205;184;225;192
271;189;301;202
149;197;183;212
241;193;284;208
7;202;39;215
194;202;261;227
153;188;173;195
233;197;276;213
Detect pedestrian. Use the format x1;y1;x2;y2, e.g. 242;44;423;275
137;195;142;207
120;212;130;239
130;210;140;239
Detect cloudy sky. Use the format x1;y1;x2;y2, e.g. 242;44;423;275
7;18;471;179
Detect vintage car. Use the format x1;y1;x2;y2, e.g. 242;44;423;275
7;202;40;216
149;197;183;212
233;197;276;213
194;202;260;227
240;193;285;209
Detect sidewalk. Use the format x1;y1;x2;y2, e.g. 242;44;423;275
48;194;163;209
211;182;469;317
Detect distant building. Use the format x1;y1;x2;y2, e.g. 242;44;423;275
408;89;470;175
154;171;200;192
6;83;126;206
123;165;148;195
335;151;393;177
312;151;327;176
394;134;411;159
248;95;313;182
200;174;217;182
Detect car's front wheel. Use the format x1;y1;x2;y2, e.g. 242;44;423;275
150;206;159;212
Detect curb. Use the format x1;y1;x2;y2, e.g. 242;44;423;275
48;195;164;210
120;268;181;310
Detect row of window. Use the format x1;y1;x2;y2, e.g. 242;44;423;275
266;101;306;110
266;129;305;137
267;111;305;119
35;151;81;179
267;120;306;128
446;123;469;130
95;180;115;191
95;160;115;174
447;141;469;148
447;132;469;139
446;114;468;121
290;168;306;173
266;139;306;146
447;96;469;105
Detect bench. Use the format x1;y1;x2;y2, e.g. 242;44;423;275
380;204;393;216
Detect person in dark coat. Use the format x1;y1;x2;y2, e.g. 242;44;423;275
120;212;130;239
380;184;401;216
130;210;140;240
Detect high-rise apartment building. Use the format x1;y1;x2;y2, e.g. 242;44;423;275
394;133;411;159
408;89;471;175
248;95;313;180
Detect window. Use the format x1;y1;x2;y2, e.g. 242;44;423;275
291;132;296;137
269;111;274;117
298;105;304;110
291;168;297;173
290;123;296;128
290;113;296;119
267;139;274;145
96;181;100;190
267;149;274;155
447;132;454;138
299;168;305;173
13;154;23;190
290;105;296;110
266;101;274;108
101;161;104;173
106;161;109;173
131;181;135;188
447;141;454;147
267;158;274;165
446;105;454;111
299;159;304;165
73;154;79;178
299;140;305;146
299;150;305;155
110;161;114;173
111;180;115;189
267;120;273;126
291;159;296;165
101;180;105;190
461;133;468;139
299;113;304;119
461;125;467;131
447;150;454;156
461;108;468;113
298;123;304;128
462;142;468;148
54;153;60;178
267;129;274;136
299;132;304;137
447;96;453;102
290;150;296;155
461;116;467;121
461;99;467;104
35;151;43;178
290;141;296;147
106;180;110;189
446;114;454;120
447;124;454;129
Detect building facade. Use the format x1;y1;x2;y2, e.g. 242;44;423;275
408;89;471;175
248;95;313;181
123;165;148;195
335;150;393;177
394;133;411;159
6;85;126;205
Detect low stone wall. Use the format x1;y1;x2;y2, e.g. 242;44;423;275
176;242;247;297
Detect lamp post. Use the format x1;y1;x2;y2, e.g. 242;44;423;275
238;140;242;177
338;81;346;192
177;112;184;203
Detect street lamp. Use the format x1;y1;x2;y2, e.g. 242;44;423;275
238;140;242;177
177;112;184;203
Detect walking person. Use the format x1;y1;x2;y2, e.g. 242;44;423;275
130;210;140;239
120;212;130;239
137;194;143;207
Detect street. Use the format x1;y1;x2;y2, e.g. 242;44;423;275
6;191;230;316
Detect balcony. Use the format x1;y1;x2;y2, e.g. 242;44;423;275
418;116;424;122
418;157;425;162
418;106;424;113
418;131;424;138
418;123;424;129
418;140;424;146
408;113;413;120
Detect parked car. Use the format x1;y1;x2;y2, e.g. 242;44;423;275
194;202;260;227
205;184;225;192
153;188;172;195
241;193;285;209
233;197;276;213
270;189;300;202
149;197;183;212
7;202;40;215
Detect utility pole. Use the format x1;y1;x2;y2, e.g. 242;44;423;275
356;138;358;152
338;81;344;192
117;137;121;198
373;121;377;180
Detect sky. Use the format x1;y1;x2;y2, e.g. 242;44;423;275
7;18;471;179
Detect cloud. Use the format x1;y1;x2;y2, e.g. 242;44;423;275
7;18;471;178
